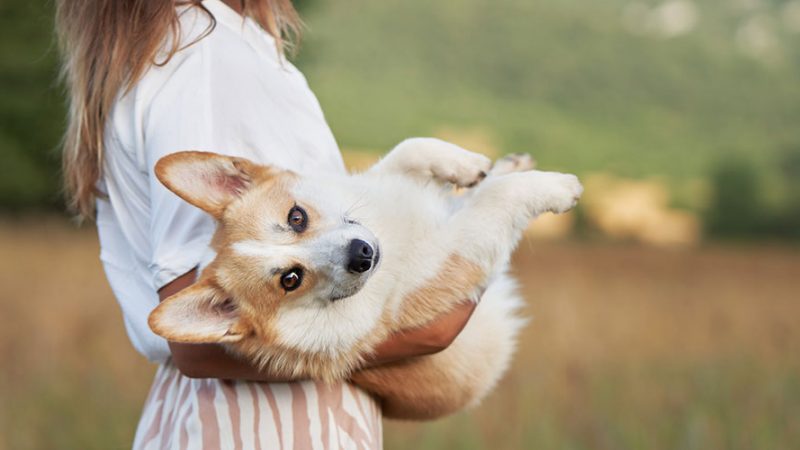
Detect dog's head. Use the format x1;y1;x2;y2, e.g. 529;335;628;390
147;151;382;355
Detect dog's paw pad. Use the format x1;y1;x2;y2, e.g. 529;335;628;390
491;153;536;176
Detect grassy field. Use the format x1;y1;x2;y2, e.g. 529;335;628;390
1;219;798;449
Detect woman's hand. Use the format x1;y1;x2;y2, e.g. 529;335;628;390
362;301;478;367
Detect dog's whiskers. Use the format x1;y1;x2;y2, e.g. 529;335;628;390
344;193;369;219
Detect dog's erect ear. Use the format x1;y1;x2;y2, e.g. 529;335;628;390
148;280;250;344
155;151;273;219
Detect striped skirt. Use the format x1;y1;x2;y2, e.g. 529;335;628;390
133;361;383;450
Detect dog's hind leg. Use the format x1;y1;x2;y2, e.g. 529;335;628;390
369;137;492;188
446;170;582;273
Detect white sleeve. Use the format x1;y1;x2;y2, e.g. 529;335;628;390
143;40;280;289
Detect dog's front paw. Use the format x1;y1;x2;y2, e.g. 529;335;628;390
431;149;492;188
535;172;583;214
491;153;536;176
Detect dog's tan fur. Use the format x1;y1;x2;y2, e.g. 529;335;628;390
395;255;485;329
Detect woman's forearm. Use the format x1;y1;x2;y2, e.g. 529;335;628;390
361;301;477;367
167;341;293;381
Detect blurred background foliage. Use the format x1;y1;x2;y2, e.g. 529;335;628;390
0;0;64;210
4;0;800;239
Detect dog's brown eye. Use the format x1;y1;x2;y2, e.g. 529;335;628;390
280;268;303;291
288;206;308;232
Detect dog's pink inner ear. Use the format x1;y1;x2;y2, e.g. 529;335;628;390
213;173;249;195
198;159;253;214
148;282;246;344
156;151;256;218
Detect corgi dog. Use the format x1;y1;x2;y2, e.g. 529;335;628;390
148;138;582;420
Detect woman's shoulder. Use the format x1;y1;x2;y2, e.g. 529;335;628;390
108;7;258;154
138;4;283;99
151;5;264;79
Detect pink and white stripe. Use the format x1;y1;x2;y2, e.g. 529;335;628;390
133;361;383;450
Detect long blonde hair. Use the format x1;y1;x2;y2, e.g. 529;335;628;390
56;0;301;219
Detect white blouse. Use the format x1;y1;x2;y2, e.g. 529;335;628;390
97;0;346;362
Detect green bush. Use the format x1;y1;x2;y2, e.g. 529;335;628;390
705;153;800;240
704;159;765;238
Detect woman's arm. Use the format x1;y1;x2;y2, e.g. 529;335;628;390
362;301;476;367
160;269;477;380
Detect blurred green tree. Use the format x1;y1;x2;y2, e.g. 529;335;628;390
705;152;800;241
0;0;65;211
704;159;765;238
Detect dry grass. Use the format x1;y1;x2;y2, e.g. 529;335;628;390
1;218;799;449
0;218;153;450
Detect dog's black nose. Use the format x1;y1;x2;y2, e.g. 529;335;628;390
347;239;374;273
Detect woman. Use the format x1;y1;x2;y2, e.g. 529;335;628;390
56;0;474;448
